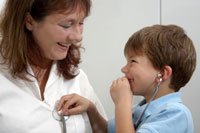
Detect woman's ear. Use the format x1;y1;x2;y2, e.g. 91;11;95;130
160;65;172;82
25;12;34;31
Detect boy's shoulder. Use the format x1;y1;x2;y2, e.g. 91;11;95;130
164;100;191;115
150;92;192;120
138;92;194;132
156;99;192;123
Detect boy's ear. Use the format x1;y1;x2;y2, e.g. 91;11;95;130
25;12;34;31
161;65;172;82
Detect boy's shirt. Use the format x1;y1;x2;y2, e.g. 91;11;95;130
108;92;194;133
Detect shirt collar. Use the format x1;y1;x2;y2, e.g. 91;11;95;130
45;61;60;88
27;61;59;82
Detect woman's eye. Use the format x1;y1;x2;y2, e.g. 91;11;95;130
79;21;84;25
59;24;71;29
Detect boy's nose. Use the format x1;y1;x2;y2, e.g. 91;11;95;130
121;65;127;74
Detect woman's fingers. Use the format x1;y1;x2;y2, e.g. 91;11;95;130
61;94;78;115
57;94;90;116
57;94;73;110
64;106;83;115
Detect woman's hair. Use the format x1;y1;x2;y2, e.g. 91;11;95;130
0;0;91;80
124;25;196;91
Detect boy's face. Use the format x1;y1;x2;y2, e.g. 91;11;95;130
121;53;160;99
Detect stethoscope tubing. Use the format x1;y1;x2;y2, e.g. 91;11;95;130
134;77;162;129
52;100;69;133
61;115;67;133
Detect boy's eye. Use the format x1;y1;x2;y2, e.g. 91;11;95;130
131;59;136;63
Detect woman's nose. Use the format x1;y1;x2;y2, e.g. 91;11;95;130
68;25;83;43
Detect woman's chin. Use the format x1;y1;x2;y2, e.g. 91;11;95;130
54;53;68;60
50;56;67;61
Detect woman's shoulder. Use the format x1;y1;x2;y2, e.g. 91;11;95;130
78;69;87;78
78;69;96;98
78;69;90;84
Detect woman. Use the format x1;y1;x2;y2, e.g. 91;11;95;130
0;0;107;132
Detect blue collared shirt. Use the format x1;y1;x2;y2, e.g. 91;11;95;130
108;92;194;133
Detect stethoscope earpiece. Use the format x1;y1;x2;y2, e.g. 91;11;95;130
157;73;162;78
158;73;163;82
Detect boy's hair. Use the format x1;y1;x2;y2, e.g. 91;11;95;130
124;25;196;91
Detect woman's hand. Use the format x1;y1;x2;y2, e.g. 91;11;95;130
57;94;108;132
57;94;92;116
110;77;133;105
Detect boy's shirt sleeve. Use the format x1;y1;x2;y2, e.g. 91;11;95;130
108;117;115;133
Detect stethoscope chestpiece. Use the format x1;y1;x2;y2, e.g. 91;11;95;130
52;100;70;121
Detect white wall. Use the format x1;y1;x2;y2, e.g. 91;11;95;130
161;0;200;132
0;0;5;12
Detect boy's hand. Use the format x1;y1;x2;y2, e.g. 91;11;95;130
110;77;133;105
57;94;92;116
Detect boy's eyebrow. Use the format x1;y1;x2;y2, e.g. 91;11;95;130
129;55;134;58
127;54;135;59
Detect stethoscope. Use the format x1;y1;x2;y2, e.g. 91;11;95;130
134;73;163;130
52;100;69;133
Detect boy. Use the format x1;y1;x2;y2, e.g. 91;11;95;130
57;25;196;133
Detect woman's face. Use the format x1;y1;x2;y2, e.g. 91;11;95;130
25;9;85;61
121;53;159;100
